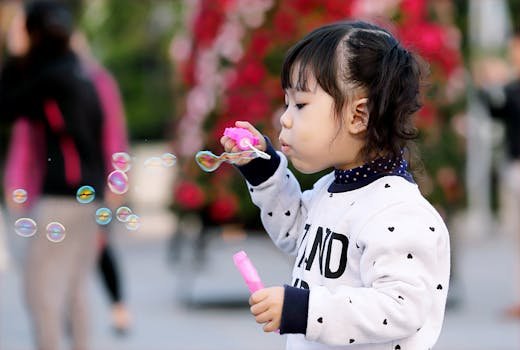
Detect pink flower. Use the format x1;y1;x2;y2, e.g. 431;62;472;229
351;0;398;19
169;35;192;63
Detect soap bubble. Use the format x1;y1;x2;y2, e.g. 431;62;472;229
14;218;37;237
112;152;132;172
76;185;96;204
107;170;129;195
95;207;112;225
12;189;28;204
115;206;132;222
125;214;141;231
161;153;177;167
46;222;66;243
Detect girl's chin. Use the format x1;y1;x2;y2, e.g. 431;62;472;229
290;158;324;174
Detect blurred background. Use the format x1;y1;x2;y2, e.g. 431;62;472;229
1;0;520;349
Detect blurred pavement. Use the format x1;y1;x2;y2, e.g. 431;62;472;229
1;225;520;350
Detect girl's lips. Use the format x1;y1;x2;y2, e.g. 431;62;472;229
280;142;291;154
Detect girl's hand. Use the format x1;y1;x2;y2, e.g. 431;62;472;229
249;286;284;332
220;121;266;167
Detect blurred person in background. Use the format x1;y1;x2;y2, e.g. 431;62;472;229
0;1;116;348
72;29;132;335
475;26;520;318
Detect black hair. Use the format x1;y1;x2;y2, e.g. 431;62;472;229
281;20;428;164
25;0;73;52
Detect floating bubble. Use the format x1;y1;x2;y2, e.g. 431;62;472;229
161;153;177;167
125;214;141;231
95;207;112;225
195;150;258;172
116;206;132;222
14;218;37;237
112;152;132;172
144;156;162;168
46;222;66;243
12;188;28;204
76;185;96;204
107;170;129;195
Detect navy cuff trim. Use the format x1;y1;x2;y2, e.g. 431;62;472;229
237;136;280;186
280;285;309;335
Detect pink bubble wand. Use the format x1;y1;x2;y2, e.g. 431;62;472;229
233;251;280;334
195;127;270;172
233;250;264;293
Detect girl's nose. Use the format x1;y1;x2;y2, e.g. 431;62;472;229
280;109;292;128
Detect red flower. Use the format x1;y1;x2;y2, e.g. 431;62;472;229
400;0;426;24
193;3;227;47
288;0;321;15
323;0;351;20
237;60;267;86
273;11;297;40
180;58;196;85
209;193;239;222
174;180;205;210
223;90;271;128
399;22;460;76
249;31;271;57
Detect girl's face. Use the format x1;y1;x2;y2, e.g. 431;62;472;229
279;70;368;174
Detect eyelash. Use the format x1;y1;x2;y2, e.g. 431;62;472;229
284;102;307;110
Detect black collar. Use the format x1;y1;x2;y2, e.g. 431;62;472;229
328;155;414;193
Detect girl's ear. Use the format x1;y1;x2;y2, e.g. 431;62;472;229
348;97;369;134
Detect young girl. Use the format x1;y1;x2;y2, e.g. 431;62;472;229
221;20;450;349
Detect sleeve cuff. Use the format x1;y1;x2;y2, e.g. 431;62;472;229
280;285;309;335
236;136;280;186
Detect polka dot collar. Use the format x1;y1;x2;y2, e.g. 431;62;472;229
328;154;414;193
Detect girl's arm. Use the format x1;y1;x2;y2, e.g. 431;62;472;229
237;140;326;256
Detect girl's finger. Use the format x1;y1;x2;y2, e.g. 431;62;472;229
263;320;278;333
220;135;230;146
250;299;269;316
254;310;272;324
235;121;262;137
223;139;237;152
249;289;268;305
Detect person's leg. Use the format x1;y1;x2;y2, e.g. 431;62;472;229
63;200;97;350
98;239;122;304
97;232;131;334
23;198;71;350
502;160;520;317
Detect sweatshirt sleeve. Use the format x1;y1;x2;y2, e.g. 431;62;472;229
91;66;130;177
304;202;450;346
237;140;326;256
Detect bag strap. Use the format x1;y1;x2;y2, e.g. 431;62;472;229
43;99;82;186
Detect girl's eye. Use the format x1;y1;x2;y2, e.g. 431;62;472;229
296;103;306;110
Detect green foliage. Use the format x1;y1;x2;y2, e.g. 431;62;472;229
80;0;182;141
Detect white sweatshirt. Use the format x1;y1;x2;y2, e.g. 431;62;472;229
242;150;450;350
